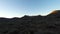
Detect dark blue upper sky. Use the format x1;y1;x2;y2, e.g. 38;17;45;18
0;0;60;18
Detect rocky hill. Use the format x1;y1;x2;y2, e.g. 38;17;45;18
0;10;60;34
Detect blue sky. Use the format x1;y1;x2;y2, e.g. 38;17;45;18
0;0;60;18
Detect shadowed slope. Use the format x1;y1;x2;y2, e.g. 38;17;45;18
0;10;60;34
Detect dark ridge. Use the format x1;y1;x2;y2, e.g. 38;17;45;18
0;10;60;34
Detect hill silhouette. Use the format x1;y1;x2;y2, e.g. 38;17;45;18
0;10;60;34
47;10;60;18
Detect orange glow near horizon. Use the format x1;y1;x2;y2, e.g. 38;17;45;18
49;10;59;15
51;11;57;14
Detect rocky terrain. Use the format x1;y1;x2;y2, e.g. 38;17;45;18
0;10;60;34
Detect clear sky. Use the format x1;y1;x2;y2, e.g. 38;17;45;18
0;0;60;18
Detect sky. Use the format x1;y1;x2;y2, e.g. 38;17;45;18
0;0;60;18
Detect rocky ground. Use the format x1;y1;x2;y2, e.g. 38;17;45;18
0;10;60;34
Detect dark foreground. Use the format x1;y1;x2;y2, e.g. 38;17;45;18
0;14;60;34
1;10;60;34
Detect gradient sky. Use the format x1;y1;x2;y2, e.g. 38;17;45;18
0;0;60;18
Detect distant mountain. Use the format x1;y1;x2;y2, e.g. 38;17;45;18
0;10;60;34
